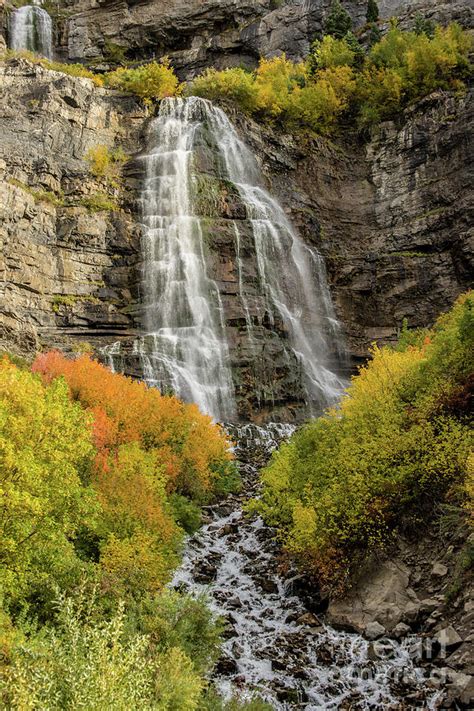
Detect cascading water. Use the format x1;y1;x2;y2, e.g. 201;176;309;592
9;1;52;59
135;98;236;421
172;424;439;709
205;102;346;410
107;96;346;420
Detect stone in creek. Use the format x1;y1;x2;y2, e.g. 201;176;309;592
256;576;279;594
228;596;243;609
193;561;218;583
216;654;239;675
295;612;323;628
219;523;237;536
275;685;308;703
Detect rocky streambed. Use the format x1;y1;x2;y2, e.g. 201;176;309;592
172;425;441;709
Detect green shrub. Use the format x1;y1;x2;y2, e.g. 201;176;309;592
78;192;119;212
85;144;127;187
105;58;181;101
188;23;471;133
309;35;356;72
189;67;259;113
170;494;202;533
255;293;473;593
0;590;203;710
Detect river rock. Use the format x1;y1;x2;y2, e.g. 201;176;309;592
326;560;420;633
435;626;463;653
365;621;387;640
295;612;323;628
216;654;238;675
431;562;449;577
391;622;412;639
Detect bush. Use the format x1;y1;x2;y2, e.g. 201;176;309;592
187;23;472;133
309;35;356;72
0;590;204;710
255;293;473;593
0;359;97;608
105;58;181;101
189;67;259;114
85;144;127;186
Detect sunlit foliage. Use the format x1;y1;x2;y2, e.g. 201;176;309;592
188;23;472;133
255;293;473;593
105;58;182;101
0;359;96;607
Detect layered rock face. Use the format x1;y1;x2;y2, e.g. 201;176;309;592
40;0;473;74
260;89;474;360
0;59;146;356
1;57;472;419
61;0;368;73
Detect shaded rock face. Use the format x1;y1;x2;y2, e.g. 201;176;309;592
60;0;370;74
241;89;473;360
0;59;472;420
0;59;147;357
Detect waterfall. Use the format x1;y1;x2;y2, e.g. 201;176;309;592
135;98;237;421
204;100;346;410
9;2;53;59
109;96;346;421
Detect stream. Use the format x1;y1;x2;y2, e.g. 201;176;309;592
172;425;438;709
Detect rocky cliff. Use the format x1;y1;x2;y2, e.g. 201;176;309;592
0;59;146;357
1;56;472;419
3;1;472;76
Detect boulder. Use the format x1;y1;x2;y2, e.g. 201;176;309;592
365;621;387;640
326;560;420;633
435;626;463;653
431;562;449;577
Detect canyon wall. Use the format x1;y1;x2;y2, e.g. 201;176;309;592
1;56;471;419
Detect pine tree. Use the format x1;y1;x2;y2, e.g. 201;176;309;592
366;0;379;24
414;12;435;38
325;0;352;39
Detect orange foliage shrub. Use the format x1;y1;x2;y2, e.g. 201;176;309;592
32;351;234;595
32;352;233;499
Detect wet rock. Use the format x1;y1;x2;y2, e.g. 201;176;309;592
193;560;218;584
228;596;243;610
295;612;322;628
256;576;279;594
365;621;387;640
216;654;238;675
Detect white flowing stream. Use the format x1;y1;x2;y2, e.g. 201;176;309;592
172;425;438;709
9;1;52;59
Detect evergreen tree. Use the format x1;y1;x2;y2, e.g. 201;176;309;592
344;30;365;66
368;22;382;46
325;0;352;39
366;0;379;24
414;12;435;38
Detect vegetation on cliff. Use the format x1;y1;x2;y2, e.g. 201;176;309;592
189;22;472;132
254;293;473;594
0;354;259;709
4;20;471;134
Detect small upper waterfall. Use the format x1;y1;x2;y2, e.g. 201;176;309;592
108;96;346;421
9;2;52;59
